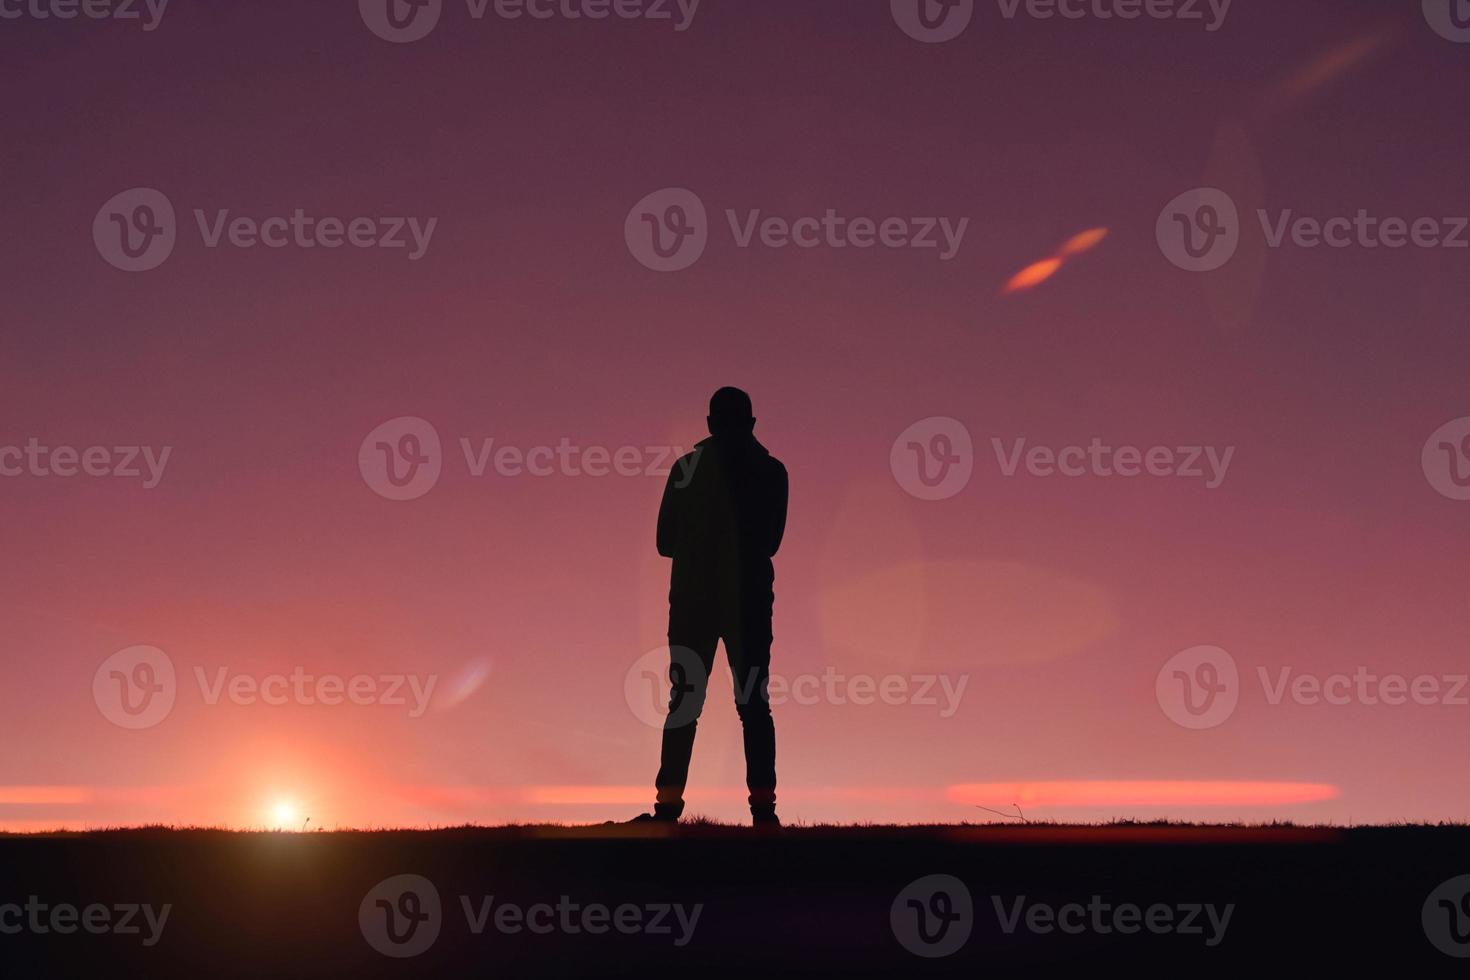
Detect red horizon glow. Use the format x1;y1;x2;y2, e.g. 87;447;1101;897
946;781;1340;809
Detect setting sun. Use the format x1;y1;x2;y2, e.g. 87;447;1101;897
270;801;299;830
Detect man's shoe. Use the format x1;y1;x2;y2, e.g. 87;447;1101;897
627;812;679;824
751;811;781;829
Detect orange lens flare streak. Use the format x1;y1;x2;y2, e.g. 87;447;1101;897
1003;227;1108;294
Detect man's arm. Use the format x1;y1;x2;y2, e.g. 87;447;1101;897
768;461;788;557
656;457;684;557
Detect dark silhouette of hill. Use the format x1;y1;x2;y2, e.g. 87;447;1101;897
3;823;1467;975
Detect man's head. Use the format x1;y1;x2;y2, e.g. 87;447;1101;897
707;386;756;438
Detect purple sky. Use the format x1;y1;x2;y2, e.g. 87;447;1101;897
2;0;1469;829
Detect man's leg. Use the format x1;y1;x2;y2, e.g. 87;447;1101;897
653;611;718;820
725;604;777;821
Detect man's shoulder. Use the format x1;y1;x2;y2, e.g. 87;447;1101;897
663;447;703;488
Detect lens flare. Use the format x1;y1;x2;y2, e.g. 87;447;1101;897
1058;227;1109;257
1003;258;1063;294
1002;227;1109;294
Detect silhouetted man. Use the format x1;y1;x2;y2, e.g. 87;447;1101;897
636;387;788;827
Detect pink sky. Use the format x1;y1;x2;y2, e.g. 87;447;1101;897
2;0;1468;829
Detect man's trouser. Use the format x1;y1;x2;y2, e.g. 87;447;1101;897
654;597;776;818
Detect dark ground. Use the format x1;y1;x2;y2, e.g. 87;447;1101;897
2;823;1468;976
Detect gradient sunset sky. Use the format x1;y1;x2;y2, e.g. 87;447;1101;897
3;0;1469;830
